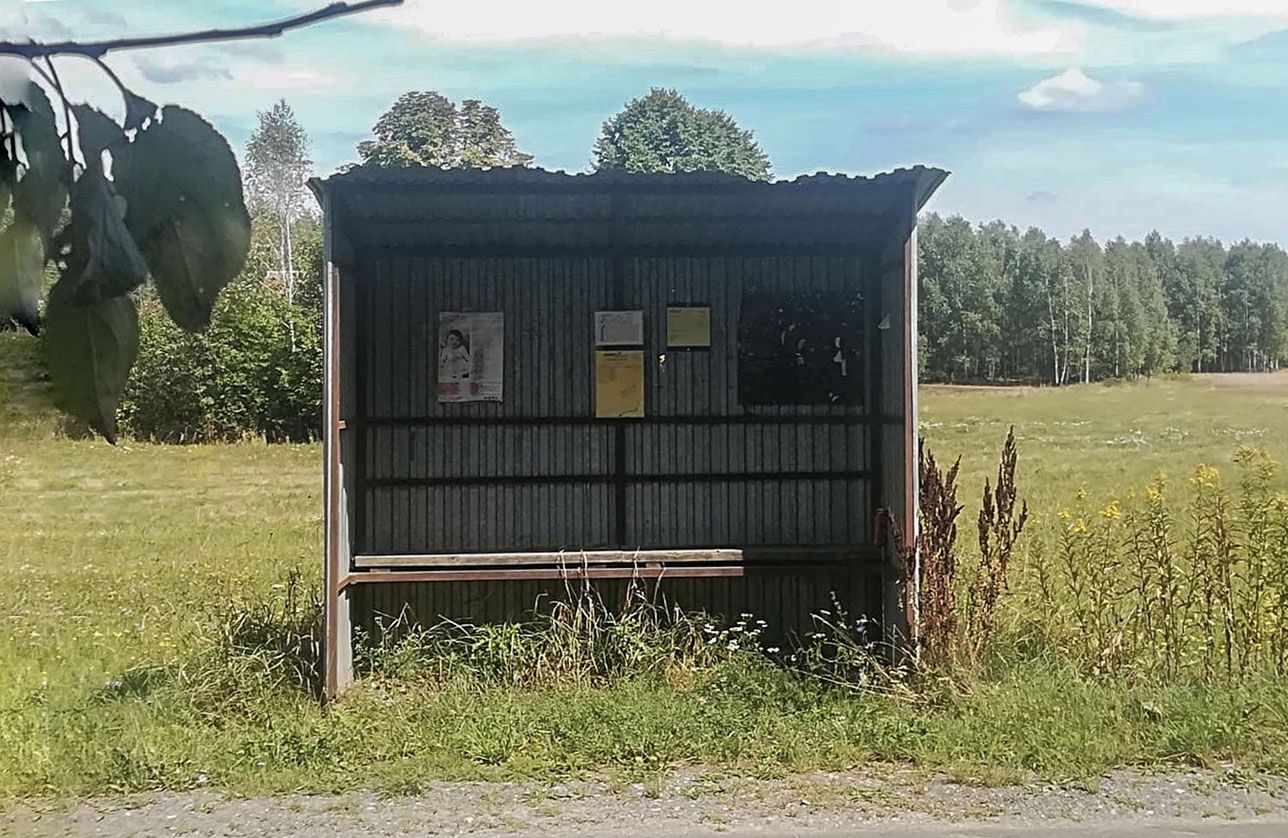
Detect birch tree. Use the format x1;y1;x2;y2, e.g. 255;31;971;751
244;99;313;307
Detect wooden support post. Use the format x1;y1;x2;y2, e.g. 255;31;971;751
879;205;919;657
322;192;354;699
904;221;921;655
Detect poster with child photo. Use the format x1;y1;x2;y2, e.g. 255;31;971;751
436;312;503;402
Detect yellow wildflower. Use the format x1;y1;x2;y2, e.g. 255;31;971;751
1100;501;1122;521
1076;486;1088;501
1058;508;1072;522
1190;465;1220;488
1071;518;1089;534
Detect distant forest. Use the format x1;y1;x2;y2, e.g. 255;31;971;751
917;215;1288;384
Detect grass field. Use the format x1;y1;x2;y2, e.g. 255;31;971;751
4;331;1288;798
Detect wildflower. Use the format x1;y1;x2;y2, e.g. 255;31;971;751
1076;486;1088;501
1190;465;1220;488
1058;508;1072;522
1099;501;1122;521
1071;518;1088;534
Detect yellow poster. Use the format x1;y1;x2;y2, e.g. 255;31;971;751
595;350;645;418
666;306;711;348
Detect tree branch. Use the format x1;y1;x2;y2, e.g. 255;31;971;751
0;0;403;60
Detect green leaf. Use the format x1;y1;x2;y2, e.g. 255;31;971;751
122;89;157;133
0;139;14;216
0;219;45;334
114;105;250;331
42;290;139;444
58;169;149;302
8;81;69;247
72;104;126;162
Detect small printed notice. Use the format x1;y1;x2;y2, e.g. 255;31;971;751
594;310;644;347
666;306;711;348
437;312;503;403
595;350;645;418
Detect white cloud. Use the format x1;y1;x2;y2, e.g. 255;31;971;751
135;57;233;85
375;0;1079;56
1072;1;1288;20
1017;68;1144;112
227;64;343;92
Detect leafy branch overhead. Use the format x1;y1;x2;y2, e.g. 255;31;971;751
0;0;401;442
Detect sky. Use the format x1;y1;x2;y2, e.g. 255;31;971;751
3;0;1287;245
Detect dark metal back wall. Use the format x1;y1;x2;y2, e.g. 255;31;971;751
355;253;873;555
349;569;885;643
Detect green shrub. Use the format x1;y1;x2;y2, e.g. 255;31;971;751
120;277;322;443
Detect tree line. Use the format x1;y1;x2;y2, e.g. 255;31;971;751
919;215;1288;384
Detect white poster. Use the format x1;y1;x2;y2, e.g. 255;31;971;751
594;310;644;347
437;312;503;402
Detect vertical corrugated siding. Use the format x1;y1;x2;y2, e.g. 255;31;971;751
621;255;867;548
360;254;615;553
358;251;869;554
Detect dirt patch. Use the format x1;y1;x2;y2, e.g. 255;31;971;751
7;768;1288;837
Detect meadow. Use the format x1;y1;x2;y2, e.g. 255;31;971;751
3;331;1288;798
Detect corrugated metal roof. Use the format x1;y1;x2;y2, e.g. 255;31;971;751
312;164;947;208
311;165;948;253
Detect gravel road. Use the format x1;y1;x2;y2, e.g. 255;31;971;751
7;767;1287;837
